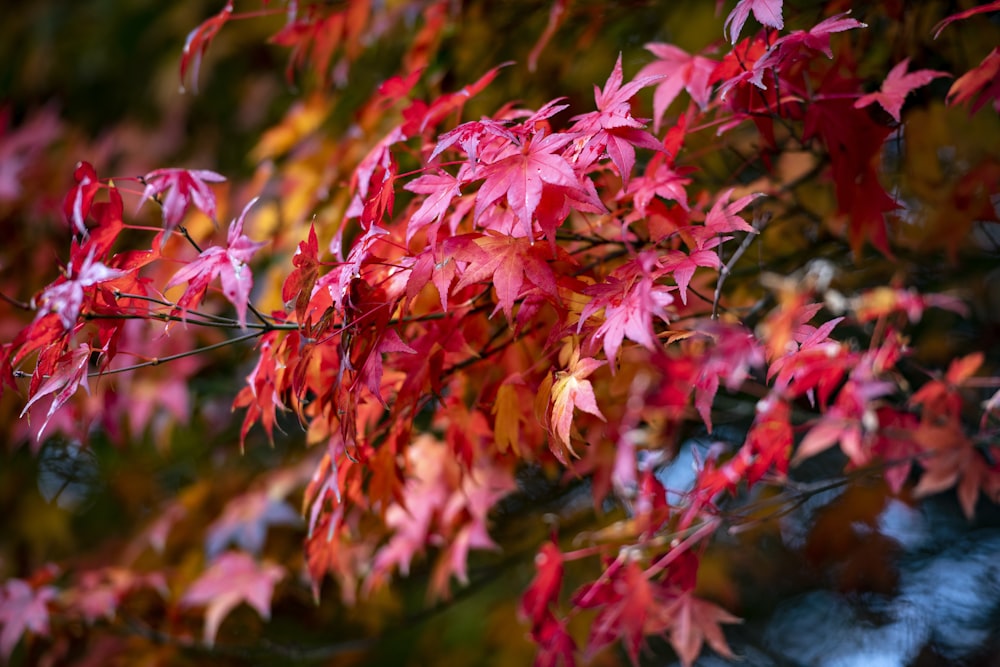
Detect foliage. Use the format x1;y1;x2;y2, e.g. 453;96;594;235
1;1;999;665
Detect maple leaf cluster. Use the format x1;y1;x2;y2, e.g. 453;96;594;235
1;1;1000;666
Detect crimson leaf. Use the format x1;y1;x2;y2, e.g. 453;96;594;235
139;167;226;243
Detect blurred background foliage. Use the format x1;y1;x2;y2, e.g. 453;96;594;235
1;1;999;665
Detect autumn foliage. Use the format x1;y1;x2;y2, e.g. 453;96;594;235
1;1;1000;665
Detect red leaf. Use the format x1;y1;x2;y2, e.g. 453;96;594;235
416;63;511;135
269;10;346;84
572;560;652;663
353;328;416;404
85;184;126;260
804;93;898;255
281;223;320;322
872;407;920;494
669;593;740;667
10;314;66;369
62;161;100;236
855;58;949;123
233;332;287;447
932;1;1000;38
20;343;99;441
139;167;226;242
912;423;986;518
180;1;234;93
742;395;793;486
533;613;577;667
166;198;265;328
947;48;1000;114
449;232;560;321
659;245;720;305
520;542;564;628
180;552;284;646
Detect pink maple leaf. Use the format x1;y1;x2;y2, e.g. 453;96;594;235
569;54;662;184
669;592;741;667
580;54;659;131
659;243;721;305
855;58;950;123
166;197;265;328
0;106;60;204
580;254;674;365
626;149;693;216
694;322;765;432
474;129;605;238
774;12;866;59
373;465;446;579
703;188;761;236
429;118;515;165
793;349;897;466
747;12;867;85
403;170;463;245
441;461;515;585
0;578;57;660
205;491;302;558
139;167;226;242
66;568;167;625
637;44;717;133
34;248;125;330
724;0;784;44
180;552;284;646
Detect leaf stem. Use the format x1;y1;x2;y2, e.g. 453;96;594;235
0;291;32;311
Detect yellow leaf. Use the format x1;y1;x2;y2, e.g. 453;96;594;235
492;381;522;456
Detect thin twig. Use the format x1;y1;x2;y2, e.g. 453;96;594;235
90;331;264;377
712;211;771;320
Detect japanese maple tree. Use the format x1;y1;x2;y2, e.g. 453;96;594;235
1;1;999;666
